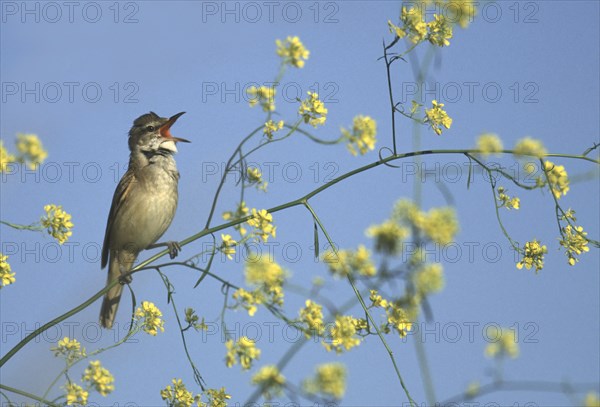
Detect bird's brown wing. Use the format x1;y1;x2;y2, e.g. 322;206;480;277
101;170;136;268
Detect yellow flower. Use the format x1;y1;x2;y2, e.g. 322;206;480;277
225;336;261;370
303;363;347;399
0;253;15;288
543;160;569;199
298;92;328;128
323;245;376;278
247;208;276;242
387;20;406;38
401;7;427;43
220;234;237;260
134;301;165;335
276;36;309;68
465;381;480;398
514;137;547;158
82;360;114;396
41;204;74;244
247;86;276;112
184;308;207;331
16;133;47;169
232;288;261;316
584;392;600;407
413;263;445;295
160;379;201;407
251;365;286;400
425;100;452;135
341;115;377;156
222;201;249;236
484;326;519;359
476;133;503;155
246;167;267;191
263;119;284;139
64;382;88;406
516;240;547;273
203;387;231;407
386;303;413;337
448;0;477;28
559;225;590;266
369;289;389;308
496;187;520;210
51;337;86;362
299;300;325;336
0;140;16;173
427;14;453;46
414;206;459;244
323;315;362;353
366;220;409;255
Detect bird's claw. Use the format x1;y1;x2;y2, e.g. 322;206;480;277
119;274;133;285
166;241;181;259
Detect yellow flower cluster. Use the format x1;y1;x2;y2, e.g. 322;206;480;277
247;86;276;112
65;382;88;406
246;167;267;191
341;115;377;156
298;92;328;128
516;240;547;273
299;299;325;336
497;187;520;210
184;307;207;331
246;208;276;242
233;256;287;315
16;133;48;169
51;337;86;362
220;234;237;260
559;225;590;266
0;141;16;173
276;36;309;68
263;119;284;139
416;207;459;245
425;100;452;135
427;14;453;46
0;253;15;288
584;392;600;407
303;363;347;399
41;204;74;244
160;378;201;407
543;160;570;199
386;302;413;337
369;289;389;308
251;365;286;400
203;387;231;407
476;133;503;155
225;336;261;370
513;137;546;158
484;327;519;359
222;201;249;236
82;360;115;396
134;301;165;336
366;220;409;255
323;315;363;353
323;245;376;278
413;263;445;295
401;6;428;43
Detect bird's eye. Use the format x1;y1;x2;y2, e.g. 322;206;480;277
146;125;155;132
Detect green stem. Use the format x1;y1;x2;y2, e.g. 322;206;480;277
0;384;60;407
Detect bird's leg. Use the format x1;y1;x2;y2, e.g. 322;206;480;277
147;241;181;259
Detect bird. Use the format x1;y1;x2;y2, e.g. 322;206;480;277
99;111;190;329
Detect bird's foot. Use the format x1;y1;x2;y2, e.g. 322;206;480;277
119;274;133;285
148;241;181;259
166;241;181;259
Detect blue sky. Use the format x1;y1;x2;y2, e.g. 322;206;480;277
1;1;599;406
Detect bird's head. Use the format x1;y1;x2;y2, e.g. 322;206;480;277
128;111;190;154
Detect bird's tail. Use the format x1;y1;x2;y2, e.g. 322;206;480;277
100;252;134;329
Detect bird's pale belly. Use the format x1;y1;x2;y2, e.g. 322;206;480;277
109;171;179;253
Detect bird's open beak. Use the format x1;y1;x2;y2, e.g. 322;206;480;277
160;112;190;143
